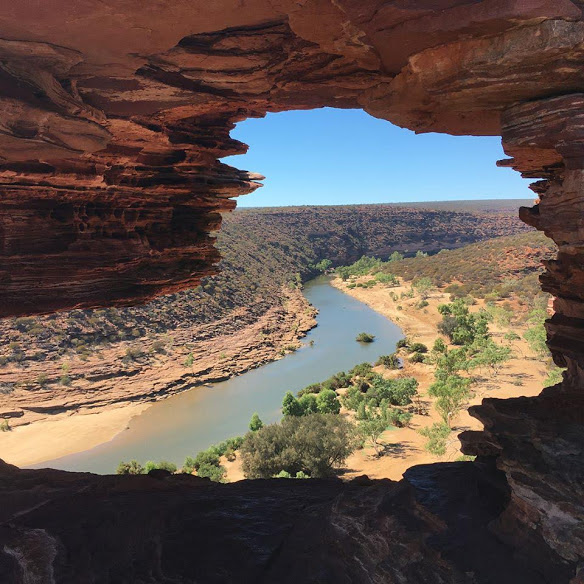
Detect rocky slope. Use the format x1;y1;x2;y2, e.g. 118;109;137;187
0;204;526;428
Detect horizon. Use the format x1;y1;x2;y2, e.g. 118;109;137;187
222;108;534;208
230;197;534;211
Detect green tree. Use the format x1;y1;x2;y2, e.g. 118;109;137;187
419;423;451;456
316;389;341;414
282;391;304;416
358;417;389;456
315;259;332;272
356;332;375;343
523;309;548;358
468;340;512;377
298;393;319;414
413;277;433;300
240;414;356;479
249;412;264;432
428;375;471;427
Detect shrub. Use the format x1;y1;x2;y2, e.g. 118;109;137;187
240;413;356;479
356;332;375;343
151;339;166;353
298;393;319;414
197;462;226;482
124;346;144;361
366;376;418;407
316;389;341;414
396;339;408;349
419;423;451;456
0;419;11;432
297;382;322;397
545;366;564;386
144;460;177;474
428;375;471;427
358;417;389;456
375;354;400;369
116;460;144;474
249;412;264;432
408;342;428;354
375;272;398;286
409;352;426;363
386;408;412;428
36;373;49;386
432;338;447;354
282;391;304;416
341;386;365;411
348;362;373;378
184;352;195;367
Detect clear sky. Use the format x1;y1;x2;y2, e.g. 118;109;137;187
221;108;533;207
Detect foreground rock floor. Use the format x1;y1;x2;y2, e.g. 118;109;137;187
0;459;572;583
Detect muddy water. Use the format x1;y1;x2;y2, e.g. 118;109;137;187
38;277;402;474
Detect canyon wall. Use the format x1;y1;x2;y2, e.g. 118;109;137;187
1;1;583;582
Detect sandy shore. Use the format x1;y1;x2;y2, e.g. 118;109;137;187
0;287;316;468
0;403;151;467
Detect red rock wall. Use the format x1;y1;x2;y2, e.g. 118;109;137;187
1;1;584;579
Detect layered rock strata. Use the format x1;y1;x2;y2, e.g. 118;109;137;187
1;0;584;582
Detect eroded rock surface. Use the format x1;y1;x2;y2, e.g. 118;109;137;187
2;1;584;582
0;0;581;315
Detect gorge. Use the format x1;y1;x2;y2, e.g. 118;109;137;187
1;2;584;583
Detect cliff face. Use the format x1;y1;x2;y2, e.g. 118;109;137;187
1;1;584;582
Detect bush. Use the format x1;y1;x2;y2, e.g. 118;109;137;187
432;338;447;354
249;412;264;432
341;386;365;411
240;413;356;479
419;423;451;456
386;408;412;428
316;389;341;414
375;354;400;369
144;460;177;474
358;417;389;456
116;460;144;474
367;376;418;407
298;393;319;414
356;332;375;343
408;342;428;354
297;382;322;397
428;375;471;427
396;339;408;349
197;463;226;482
409;352;426;363
0;419;10;432
348;362;373;378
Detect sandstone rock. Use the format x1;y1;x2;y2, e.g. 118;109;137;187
1;1;584;581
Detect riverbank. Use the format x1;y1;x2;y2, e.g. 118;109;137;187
222;276;549;482
330;276;549;480
0;286;316;467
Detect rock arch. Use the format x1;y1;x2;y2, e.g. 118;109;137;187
0;1;582;581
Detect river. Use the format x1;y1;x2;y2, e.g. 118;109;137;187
37;277;403;474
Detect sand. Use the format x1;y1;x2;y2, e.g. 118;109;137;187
330;276;548;481
0;402;150;467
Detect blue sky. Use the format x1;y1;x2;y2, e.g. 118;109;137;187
221;108;533;207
